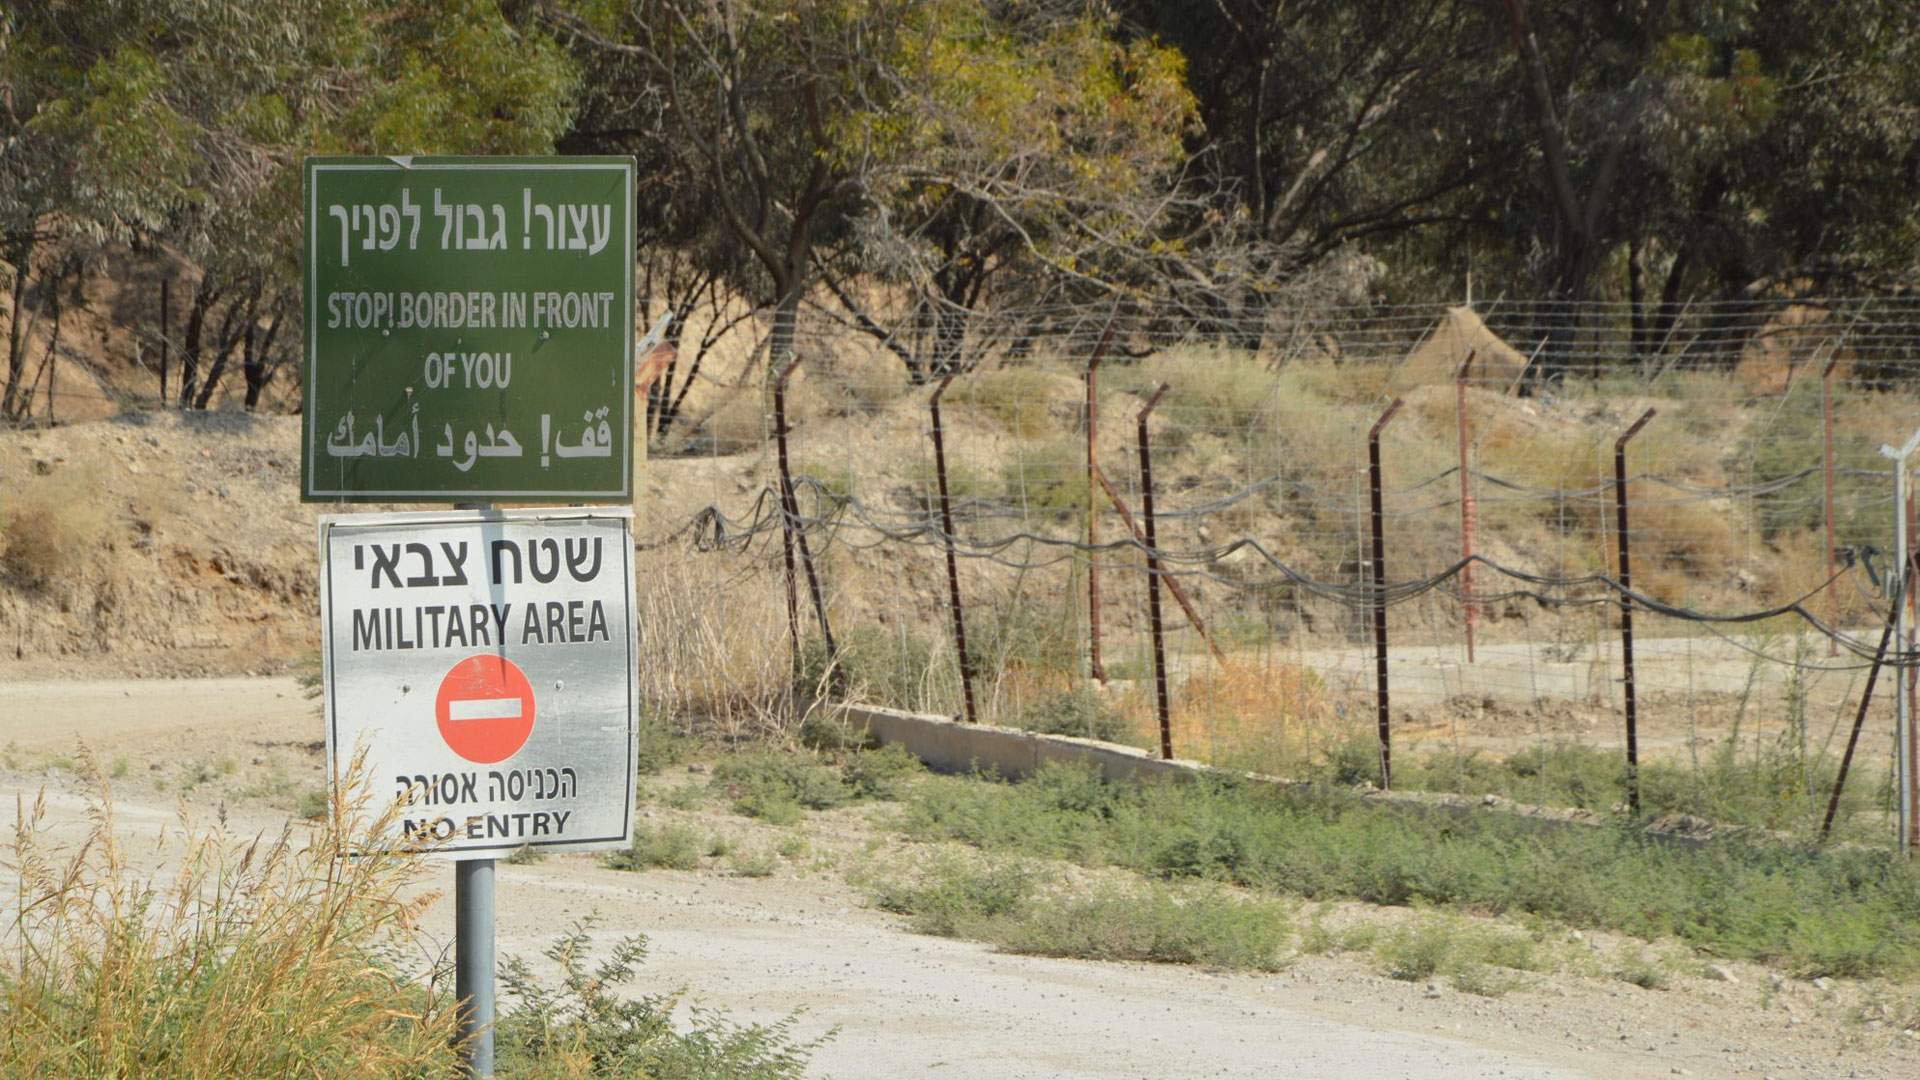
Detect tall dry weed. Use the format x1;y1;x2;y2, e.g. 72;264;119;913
963;365;1078;439
636;550;796;737
0;467;110;590
1170;660;1332;773
0;751;458;1079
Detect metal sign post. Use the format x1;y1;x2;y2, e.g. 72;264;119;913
1880;426;1920;857
306;157;640;1074
302;157;636;502
318;508;639;1075
455;858;496;1074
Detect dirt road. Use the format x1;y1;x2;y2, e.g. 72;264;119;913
1;676;1913;1079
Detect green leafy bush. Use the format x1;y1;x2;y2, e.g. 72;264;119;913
1016;688;1131;744
496;918;827;1079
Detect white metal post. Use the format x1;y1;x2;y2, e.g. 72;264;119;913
1879;428;1920;856
453;501;497;1075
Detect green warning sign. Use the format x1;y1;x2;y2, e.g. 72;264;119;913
302;157;635;502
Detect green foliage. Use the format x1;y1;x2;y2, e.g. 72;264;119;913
1128;349;1281;454
1613;949;1672;991
970;593;1080;681
496;917;826;1079
1320;734;1863;840
1746;388;1887;545
869;856;1039;937
869;855;1289;970
291;780;330;814
635;710;694;775
1015;688;1132;744
1001;437;1094;517
794;628;950;712
711;752;854;824
894;763;1920;978
839;744;924;801
1379;920;1453;981
606;824;703;872
1000;882;1292;970
1377;914;1539;992
706;744;925;824
902;458;995;518
964;367;1065;438
798;711;876;754
0;771;459;1079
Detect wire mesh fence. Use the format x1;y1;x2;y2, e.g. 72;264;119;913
634;295;1920;848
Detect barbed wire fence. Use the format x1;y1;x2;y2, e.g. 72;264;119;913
634;295;1920;847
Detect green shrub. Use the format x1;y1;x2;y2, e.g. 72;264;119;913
839;744;922;801
0;769;458;1080
970;596;1080;681
798;710;874;753
1613;949;1671;990
496;918;825;1078
1001;882;1291;970
870;856;1039;937
606;824;703;872
1746;388;1886;544
712;752;851;823
635;709;694;775
1016;688;1130;744
894;764;1920;978
793;628;948;712
1380;920;1454;981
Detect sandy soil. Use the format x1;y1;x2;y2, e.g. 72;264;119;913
2;677;1918;1079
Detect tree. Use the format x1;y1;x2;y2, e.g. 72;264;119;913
0;0;580;420
1113;0;1516;342
553;0;1196;381
1490;0;1920;375
821;3;1197;379
552;0;896;378
1;4;199;419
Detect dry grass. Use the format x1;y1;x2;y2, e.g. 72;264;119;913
1168;660;1334;773
962;365;1077;439
636;549;796;738
1759;528;1875;627
0;467;111;590
694;391;773;456
812;347;909;418
0;752;458;1079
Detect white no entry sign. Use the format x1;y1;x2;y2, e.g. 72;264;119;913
318;508;636;857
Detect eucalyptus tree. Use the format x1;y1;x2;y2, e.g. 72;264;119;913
1114;0;1516;344
550;0;1197;381
0;0;579;419
1489;0;1920;374
1;3;199;419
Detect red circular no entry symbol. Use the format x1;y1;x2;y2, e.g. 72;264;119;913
435;654;536;764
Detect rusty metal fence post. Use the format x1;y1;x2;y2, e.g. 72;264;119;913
1456;352;1478;664
1138;383;1173;760
930;374;978;724
1614;407;1657;815
775;367;801;665
158;278;171;406
1085;326;1115;684
1823;355;1841;657
774;357;836;689
1823;552;1913;838
1369;398;1403;789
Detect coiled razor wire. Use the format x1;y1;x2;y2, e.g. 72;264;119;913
644;473;1919;674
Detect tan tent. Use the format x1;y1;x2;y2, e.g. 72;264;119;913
1390;306;1531;393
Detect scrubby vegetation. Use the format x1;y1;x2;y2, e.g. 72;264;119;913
888;763;1920;979
0;762;827;1079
